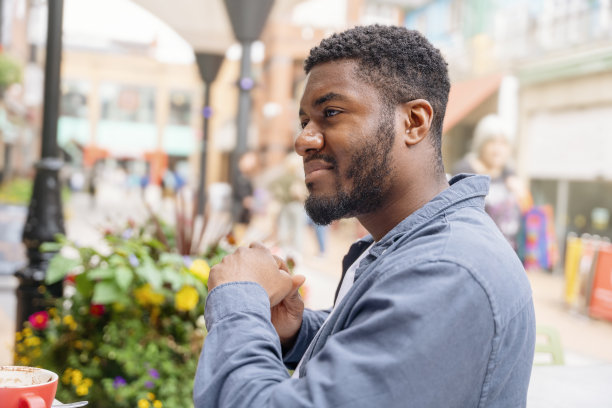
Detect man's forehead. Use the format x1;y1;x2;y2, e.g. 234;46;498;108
299;61;365;108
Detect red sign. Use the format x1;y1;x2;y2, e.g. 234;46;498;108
589;247;612;322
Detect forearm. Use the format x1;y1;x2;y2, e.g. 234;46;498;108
195;282;290;407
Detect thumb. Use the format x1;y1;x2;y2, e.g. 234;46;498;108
290;274;306;294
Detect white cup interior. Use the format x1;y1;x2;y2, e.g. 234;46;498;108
0;366;57;388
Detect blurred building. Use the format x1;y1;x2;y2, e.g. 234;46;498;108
404;0;612;245
4;0;610;244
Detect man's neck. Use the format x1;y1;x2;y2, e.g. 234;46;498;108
358;174;449;241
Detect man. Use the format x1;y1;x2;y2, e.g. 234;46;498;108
194;25;535;407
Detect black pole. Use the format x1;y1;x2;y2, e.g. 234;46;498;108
197;84;211;215
223;0;273;221
229;41;253;220
194;53;224;216
235;41;252;158
15;0;65;331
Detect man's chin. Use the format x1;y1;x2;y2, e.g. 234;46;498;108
305;191;352;226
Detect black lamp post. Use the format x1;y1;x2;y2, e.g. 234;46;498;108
195;53;224;216
223;0;274;220
15;0;65;331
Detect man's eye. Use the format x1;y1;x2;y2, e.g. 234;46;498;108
300;120;309;129
324;109;340;118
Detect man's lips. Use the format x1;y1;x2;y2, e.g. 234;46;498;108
304;160;334;177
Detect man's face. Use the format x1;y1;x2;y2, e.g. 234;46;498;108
480;136;510;170
295;60;397;225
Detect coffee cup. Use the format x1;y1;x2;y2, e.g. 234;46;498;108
0;366;58;408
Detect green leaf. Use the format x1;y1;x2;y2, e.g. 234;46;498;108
115;266;134;291
161;267;183;290
146;238;166;251
46;256;81;284
136;262;162;290
86;268;115;281
75;273;94;297
159;253;183;266
39;241;63;252
108;254;127;267
92;281;122;304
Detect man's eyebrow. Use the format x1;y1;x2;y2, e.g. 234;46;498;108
313;92;347;106
299;92;348;116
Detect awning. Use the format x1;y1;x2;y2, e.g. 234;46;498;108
442;73;503;134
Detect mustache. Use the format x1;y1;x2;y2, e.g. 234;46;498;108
303;153;337;167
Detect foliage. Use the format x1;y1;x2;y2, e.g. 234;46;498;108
0;177;32;204
15;221;228;408
0;53;22;89
0;177;71;205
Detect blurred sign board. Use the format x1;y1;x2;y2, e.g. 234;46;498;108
525;107;612;180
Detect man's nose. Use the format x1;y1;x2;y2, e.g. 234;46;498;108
294;124;324;156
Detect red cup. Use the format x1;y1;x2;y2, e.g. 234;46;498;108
0;366;58;408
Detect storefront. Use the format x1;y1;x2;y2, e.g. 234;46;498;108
518;48;612;259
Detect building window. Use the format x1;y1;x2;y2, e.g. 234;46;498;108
60;80;89;118
99;83;155;123
168;90;193;126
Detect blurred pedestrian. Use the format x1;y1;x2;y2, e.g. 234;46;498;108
453;114;528;250
232;151;259;241
268;153;308;258
307;214;328;257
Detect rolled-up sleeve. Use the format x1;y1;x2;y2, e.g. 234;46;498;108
193;261;529;407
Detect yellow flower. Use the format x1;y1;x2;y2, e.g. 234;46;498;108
138;399;150;408
134;284;165;306
63;315;78;331
75;340;83;349
153;400;163;408
112;302;126;312
49;307;58;318
24;336;40;347
23;328;33;337
62;368;73;384
83;378;93;387
15;332;22;342
76;384;89;396
147;392;155;400
71;369;83;386
175;286;199;312
189;259;210;284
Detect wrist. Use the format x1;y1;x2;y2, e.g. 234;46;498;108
280;332;299;353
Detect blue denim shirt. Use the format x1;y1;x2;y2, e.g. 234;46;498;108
194;174;535;407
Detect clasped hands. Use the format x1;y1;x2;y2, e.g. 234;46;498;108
208;242;306;348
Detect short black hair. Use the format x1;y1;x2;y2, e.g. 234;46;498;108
304;25;450;168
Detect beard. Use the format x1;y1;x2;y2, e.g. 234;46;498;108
304;114;395;225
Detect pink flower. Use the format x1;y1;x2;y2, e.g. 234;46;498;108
29;311;49;330
90;304;105;316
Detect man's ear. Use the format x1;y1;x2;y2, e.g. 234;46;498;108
400;99;433;146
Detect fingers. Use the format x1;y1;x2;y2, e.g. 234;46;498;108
292;274;306;290
273;255;289;273
247;242;290;274
248;241;267;250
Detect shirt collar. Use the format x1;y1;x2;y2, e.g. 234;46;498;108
347;174;491;262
